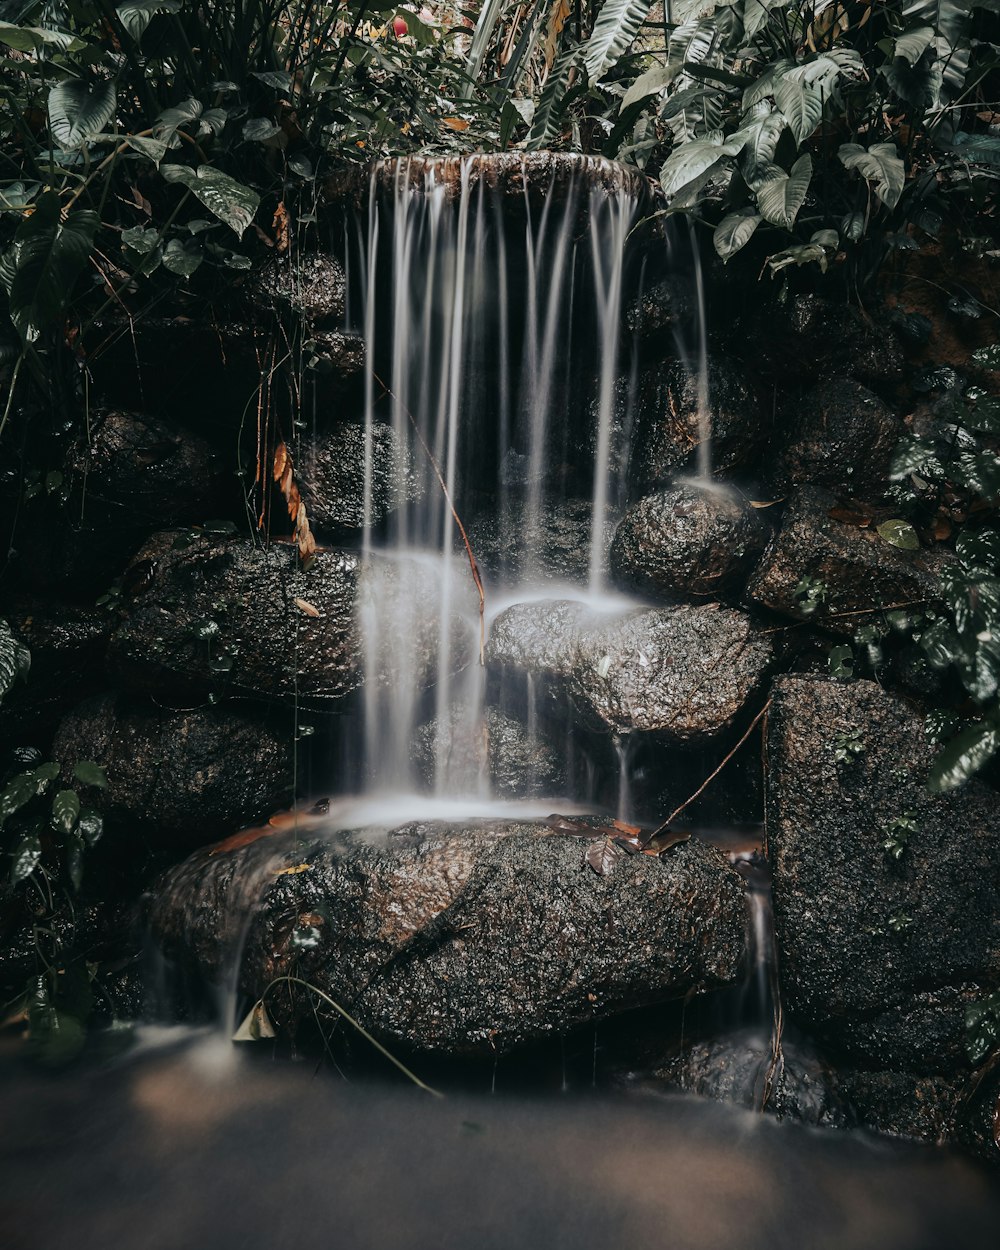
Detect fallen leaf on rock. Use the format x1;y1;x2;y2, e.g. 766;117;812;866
274;863;312;877
233;999;277;1042
209;824;280;855
828;504;874;527
585;837;622;876
294;597;321;618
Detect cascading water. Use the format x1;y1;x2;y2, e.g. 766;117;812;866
351;155;646;805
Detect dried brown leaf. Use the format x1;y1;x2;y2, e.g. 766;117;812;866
585;837;621;877
294;597;321;618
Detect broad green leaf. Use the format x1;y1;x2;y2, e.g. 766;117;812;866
154;97;203;148
877;518;920;550
659;130;748;198
0;772;41;823
742;58;794;110
78;808;104;846
33;762;60;785
162;237;203;275
252;70;293;92
0;22;79;51
7;192;99;341
713;209;761;260
956;530;1000;573
160;165;260;237
125;135;167;164
0;619;29;702
893;25;935;64
73;761;108;788
243;118;281;143
972;344;1000;370
121;225;160;255
928;719;1000;792
117;0;180;40
766;241;828;273
582;0;652;83
66;832;84;891
839;142;905;209
756;152;812;227
741;112;787;189
774;57;840;143
621;64;673;111
27;979;87;1066
52;788;80;835
10;832;41;884
48;79;116;150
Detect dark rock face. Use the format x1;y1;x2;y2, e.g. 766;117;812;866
53;693;294;847
251;253;346;324
627;358;765;486
624;275;692;345
773;379;903;496
623;1031;850;1128
740;295;905;389
13;410;224;594
303;331;365;383
150;819;747;1056
747;486;948;630
467;497;612;587
610;483;771;603
297;422;421;537
108;535;473;704
486;600;771;740
766;675;1000;1075
412;705;568;799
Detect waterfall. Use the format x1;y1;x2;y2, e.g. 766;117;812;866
355;155;641;801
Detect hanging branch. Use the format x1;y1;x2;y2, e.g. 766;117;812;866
641;699;773;847
372;370;486;666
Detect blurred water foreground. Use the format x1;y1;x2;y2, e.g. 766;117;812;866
2;1030;1000;1250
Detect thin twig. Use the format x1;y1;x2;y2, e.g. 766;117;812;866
643;699;773;845
260;974;442;1097
372;370;486;665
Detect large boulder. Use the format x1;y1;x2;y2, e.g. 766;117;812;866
486;600;771;741
52;693;294;848
771;379;904;497
12;410;226;594
108;534;474;704
412;705;568;799
296;422;421;538
610;483;771;603
150;818;747;1055
766;675;1000;1076
747;486;949;631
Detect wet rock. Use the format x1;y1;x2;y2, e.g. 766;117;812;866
610;483;772;603
0;596;112;749
150;818;746;1056
303;330;365;383
740;295;905;389
327;153;657;216
626;358;766;487
467;497;613;587
624;275;692;345
108;534;474;704
53;693;294;847
747;486;949;631
766;675;1000;1073
250;253;346;325
622;1030;851;1128
13;410;225;594
412;705;568;799
486;600;771;741
832;1069;962;1145
296;422;421;537
772;379;904;496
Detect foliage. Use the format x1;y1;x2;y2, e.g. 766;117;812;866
967;990;1000;1066
0;629;110;1061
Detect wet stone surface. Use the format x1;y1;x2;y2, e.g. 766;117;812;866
610;483;772;603
486;599;772;741
151;819;747;1056
53;692;295;848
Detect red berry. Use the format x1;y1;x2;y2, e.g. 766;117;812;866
392;15;408;35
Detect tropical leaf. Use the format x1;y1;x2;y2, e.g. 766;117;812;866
894;24;936;63
160;164;260;237
928;720;1000;792
463;0;508;98
774;57;840;144
526;47;581;149
582;0;653;84
52;789;81;835
839;142;905;208
0;619;29;702
48;79;116;150
622;63;674;111
116;0;180;41
6;192;99;341
659;129;748;198
713;209;761;260
756;152;812;227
